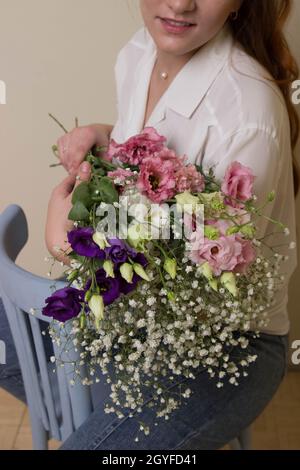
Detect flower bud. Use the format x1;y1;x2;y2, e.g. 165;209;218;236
120;262;134;283
198;262;218;291
226;226;240;236
79;313;86;329
220;272;239;297
127;223;150;248
84;290;92;303
208;278;219;292
199;261;214;280
88;294;104;329
240;224;256;238
66;269;79;282
92;231;110;249
204;225;220;240
103;260;115;278
167;291;176;302
133;263;150;281
163;258;177;279
268;190;275;202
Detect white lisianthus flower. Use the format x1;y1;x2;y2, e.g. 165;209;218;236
127;223;150;248
175;191;200;215
148;204;170;234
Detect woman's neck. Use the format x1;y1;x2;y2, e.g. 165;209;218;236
154;47;200;81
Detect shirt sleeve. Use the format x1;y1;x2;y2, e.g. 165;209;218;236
204;127;283;238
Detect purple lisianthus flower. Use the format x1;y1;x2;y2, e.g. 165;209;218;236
85;268;120;305
116;252;148;294
42;287;83;322
132;252;148;267
105;238;137;265
67;227;105;259
117;272;140;295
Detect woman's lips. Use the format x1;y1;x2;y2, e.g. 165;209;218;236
158;17;196;34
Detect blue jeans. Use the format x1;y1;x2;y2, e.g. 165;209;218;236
0;297;289;450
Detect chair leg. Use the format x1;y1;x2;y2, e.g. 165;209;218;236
228;426;252;450
228;437;242;450
238;426;252;450
30;412;49;450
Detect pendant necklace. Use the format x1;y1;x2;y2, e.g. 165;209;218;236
159;71;168;80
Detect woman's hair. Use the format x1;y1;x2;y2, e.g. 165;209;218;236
229;0;300;198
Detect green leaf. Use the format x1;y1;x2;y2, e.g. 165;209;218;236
93;168;106;177
68;201;90;221
71;182;92;208
97;158;117;171
98;177;119;203
69;252;86;263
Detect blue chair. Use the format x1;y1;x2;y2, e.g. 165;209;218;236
0;204;252;450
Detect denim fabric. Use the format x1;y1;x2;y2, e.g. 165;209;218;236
0;297;289;450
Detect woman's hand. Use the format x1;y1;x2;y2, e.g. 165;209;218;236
57;123;113;175
45;161;92;266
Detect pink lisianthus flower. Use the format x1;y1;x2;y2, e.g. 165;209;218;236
226;205;252;226
107;168;135;184
107;168;136;194
205;218;231;236
157;147;187;171
175;164;205;193
137;156;177;203
233;236;257;274
106;127;166;166
188;232;256;276
221;161;255;208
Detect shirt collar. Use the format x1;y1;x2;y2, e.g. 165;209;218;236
125;22;234;138
165;22;234;118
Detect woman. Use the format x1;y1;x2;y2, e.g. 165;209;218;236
3;0;298;449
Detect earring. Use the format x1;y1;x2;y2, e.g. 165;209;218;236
230;10;238;20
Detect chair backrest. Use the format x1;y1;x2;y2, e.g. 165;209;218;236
0;204;93;444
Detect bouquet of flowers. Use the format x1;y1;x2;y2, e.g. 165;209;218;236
42;124;295;441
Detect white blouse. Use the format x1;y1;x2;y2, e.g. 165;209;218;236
110;21;298;335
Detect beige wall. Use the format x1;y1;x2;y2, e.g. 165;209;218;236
286;4;300;348
0;0;142;278
0;0;299;342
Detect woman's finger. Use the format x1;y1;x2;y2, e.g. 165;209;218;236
74;161;92;188
57;135;70;169
53;174;77;198
51;162;91;202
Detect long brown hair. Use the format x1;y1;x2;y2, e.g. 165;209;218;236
229;0;300;198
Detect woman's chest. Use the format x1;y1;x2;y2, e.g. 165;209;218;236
112;103;216;169
142;73;169;130
112;66;222;167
